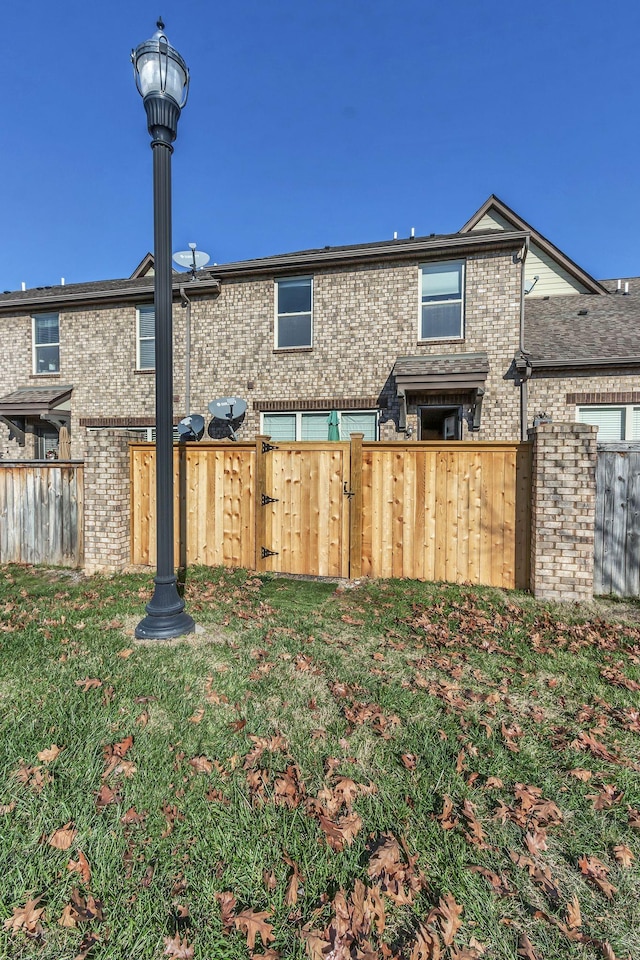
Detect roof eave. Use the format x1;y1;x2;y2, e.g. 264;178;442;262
530;356;640;371
213;230;528;279
0;279;222;315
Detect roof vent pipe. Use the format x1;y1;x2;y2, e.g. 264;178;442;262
410;227;415;238
21;282;26;291
393;231;398;240
625;281;629;295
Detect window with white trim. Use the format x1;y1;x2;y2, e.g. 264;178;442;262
419;260;464;340
137;305;155;369
577;405;640;441
33;313;60;374
262;410;377;441
276;277;312;349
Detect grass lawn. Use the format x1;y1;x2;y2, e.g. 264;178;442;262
1;564;639;960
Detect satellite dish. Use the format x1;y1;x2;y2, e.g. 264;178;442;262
172;242;211;276
207;397;247;441
208;397;248;421
177;414;205;442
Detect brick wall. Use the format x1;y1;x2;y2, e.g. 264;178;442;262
529;421;597;602
83;430;136;573
529;370;640;425
0;247;524;457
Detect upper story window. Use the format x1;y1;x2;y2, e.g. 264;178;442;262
276;277;313;349
137;305;155;370
420;260;464;340
33;313;60;374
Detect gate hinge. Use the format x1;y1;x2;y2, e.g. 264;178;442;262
261;546;279;559
262;441;279;453
261;493;279;505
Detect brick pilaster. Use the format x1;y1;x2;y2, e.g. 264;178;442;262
529;422;597;601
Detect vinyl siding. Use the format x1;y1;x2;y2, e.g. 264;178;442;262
471;211;589;297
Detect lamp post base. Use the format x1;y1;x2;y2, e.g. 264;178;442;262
135;575;196;639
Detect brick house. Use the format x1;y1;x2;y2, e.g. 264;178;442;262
0;195;636;459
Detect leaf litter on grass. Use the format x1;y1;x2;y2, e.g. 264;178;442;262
1;568;640;958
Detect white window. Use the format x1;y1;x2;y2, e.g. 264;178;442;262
33;313;60;374
276;277;312;349
137;305;155;369
419;260;464;340
262;410;377;441
577;405;640;441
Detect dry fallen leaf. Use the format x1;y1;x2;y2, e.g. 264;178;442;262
613;844;635;868
75;677;102;692
58;902;78;928
3;896;45;934
37;744;61;763
67;850;91;885
49;822;77;850
188;707;205;725
233;908;275;951
565;894;582;930
163;933;194;958
117;648;134;659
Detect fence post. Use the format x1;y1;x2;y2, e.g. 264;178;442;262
255;435;270;572
349;433;364;579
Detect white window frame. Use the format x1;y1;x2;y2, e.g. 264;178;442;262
32;313;60;375
261;410;378;441
577;404;640;442
418;260;465;341
137;305;155;370
275;276;313;350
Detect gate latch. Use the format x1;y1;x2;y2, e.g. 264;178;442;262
261;547;279;559
343;482;355;500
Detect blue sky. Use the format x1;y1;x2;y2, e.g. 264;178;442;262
2;0;639;291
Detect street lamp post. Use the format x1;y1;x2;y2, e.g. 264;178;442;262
132;20;195;639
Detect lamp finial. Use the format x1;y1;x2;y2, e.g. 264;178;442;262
157;16;165;31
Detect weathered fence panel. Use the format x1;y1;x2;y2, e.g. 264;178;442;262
595;444;640;596
130;438;531;589
0;462;84;566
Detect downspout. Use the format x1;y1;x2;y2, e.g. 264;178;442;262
519;237;530;441
179;284;191;416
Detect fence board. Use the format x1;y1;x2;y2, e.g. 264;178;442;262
0;463;83;566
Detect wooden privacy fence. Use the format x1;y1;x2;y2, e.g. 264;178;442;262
131;436;531;589
595;444;640;596
0;462;84;566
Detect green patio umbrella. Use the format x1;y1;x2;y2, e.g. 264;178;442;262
327;410;340;441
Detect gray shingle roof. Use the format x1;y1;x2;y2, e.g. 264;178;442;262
524;285;640;365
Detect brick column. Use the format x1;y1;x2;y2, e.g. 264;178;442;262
529;422;597;602
84;430;136;573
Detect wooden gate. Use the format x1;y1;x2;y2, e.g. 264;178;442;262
255;439;351;577
595;444;640;596
130;437;531;589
